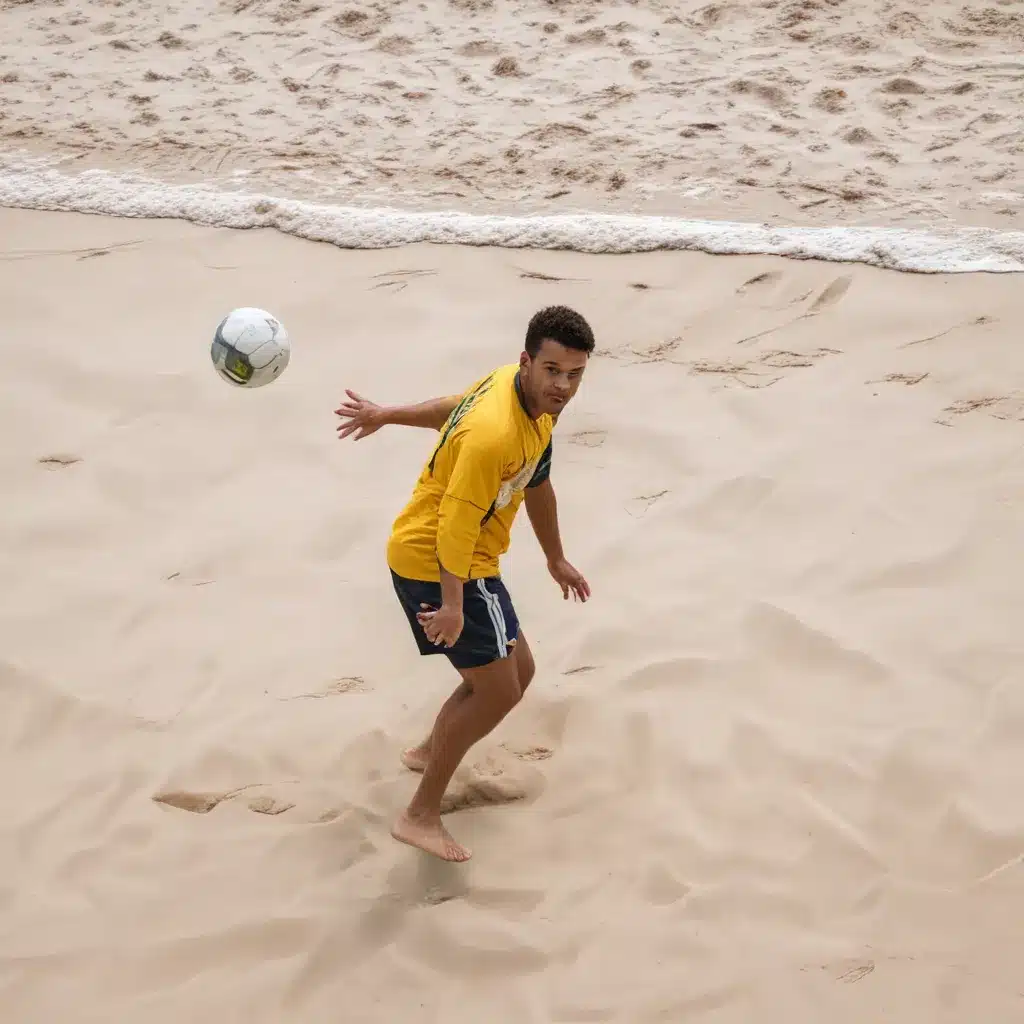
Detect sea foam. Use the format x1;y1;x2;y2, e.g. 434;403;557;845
2;161;1022;274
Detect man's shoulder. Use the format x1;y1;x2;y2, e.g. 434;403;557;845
456;363;515;400
454;365;515;423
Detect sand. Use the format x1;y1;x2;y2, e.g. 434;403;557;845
4;207;1024;1020
3;1;1024;1021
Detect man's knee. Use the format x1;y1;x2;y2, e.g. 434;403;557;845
461;658;522;713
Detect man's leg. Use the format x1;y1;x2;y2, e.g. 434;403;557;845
391;651;523;861
401;632;536;772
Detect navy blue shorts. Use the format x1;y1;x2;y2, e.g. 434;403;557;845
390;569;519;670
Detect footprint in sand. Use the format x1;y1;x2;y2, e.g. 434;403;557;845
501;743;554;762
735;269;783;296
440;759;545;814
152;790;233;814
440;778;527;814
735;274;852;346
248;794;296;815
153;784;296;816
807;275;853;313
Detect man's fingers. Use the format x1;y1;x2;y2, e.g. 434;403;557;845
337;422;374;440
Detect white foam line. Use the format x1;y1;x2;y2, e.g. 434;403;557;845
1;163;1023;274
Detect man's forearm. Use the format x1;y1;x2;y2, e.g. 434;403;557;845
524;479;565;563
383;395;460;431
439;563;465;610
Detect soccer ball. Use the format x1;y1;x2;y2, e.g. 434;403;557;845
211;307;290;387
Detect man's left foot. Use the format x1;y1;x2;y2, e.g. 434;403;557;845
400;744;430;773
391;812;471;862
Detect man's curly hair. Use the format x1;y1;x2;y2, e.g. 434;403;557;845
524;305;595;358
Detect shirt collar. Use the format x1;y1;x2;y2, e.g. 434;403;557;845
513;368;531;415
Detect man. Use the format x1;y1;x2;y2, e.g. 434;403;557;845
334;305;594;862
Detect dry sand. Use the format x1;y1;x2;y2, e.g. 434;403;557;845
3;208;1024;1021
3;0;1024;1021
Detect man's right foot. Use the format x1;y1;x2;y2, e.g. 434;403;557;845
391;812;471;862
400;744;431;773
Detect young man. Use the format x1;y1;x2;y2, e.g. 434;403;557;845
334;305;594;862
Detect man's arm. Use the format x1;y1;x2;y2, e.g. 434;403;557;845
523;439;562;561
438;563;465;613
382;394;461;431
335;390;459;441
524;478;565;564
524;444;590;601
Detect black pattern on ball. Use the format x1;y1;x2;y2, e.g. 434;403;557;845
211;315;255;384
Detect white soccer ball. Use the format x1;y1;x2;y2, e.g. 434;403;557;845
211;307;290;388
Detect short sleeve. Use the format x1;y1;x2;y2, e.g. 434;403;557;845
436;434;504;578
526;439;553;489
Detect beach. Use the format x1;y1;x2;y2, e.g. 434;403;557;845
2;0;1023;228
3;1;1024;1021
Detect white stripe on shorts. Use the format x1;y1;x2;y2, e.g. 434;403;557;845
476;578;508;660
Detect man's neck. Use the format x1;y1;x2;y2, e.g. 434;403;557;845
513;369;542;420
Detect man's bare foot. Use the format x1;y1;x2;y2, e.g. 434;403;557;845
391;812;471;862
400;744;431;773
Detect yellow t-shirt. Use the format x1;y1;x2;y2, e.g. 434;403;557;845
386;364;554;582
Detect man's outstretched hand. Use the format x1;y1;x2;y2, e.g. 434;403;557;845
335;390;387;441
547;558;591;602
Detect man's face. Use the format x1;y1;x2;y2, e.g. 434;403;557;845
519;338;589;417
